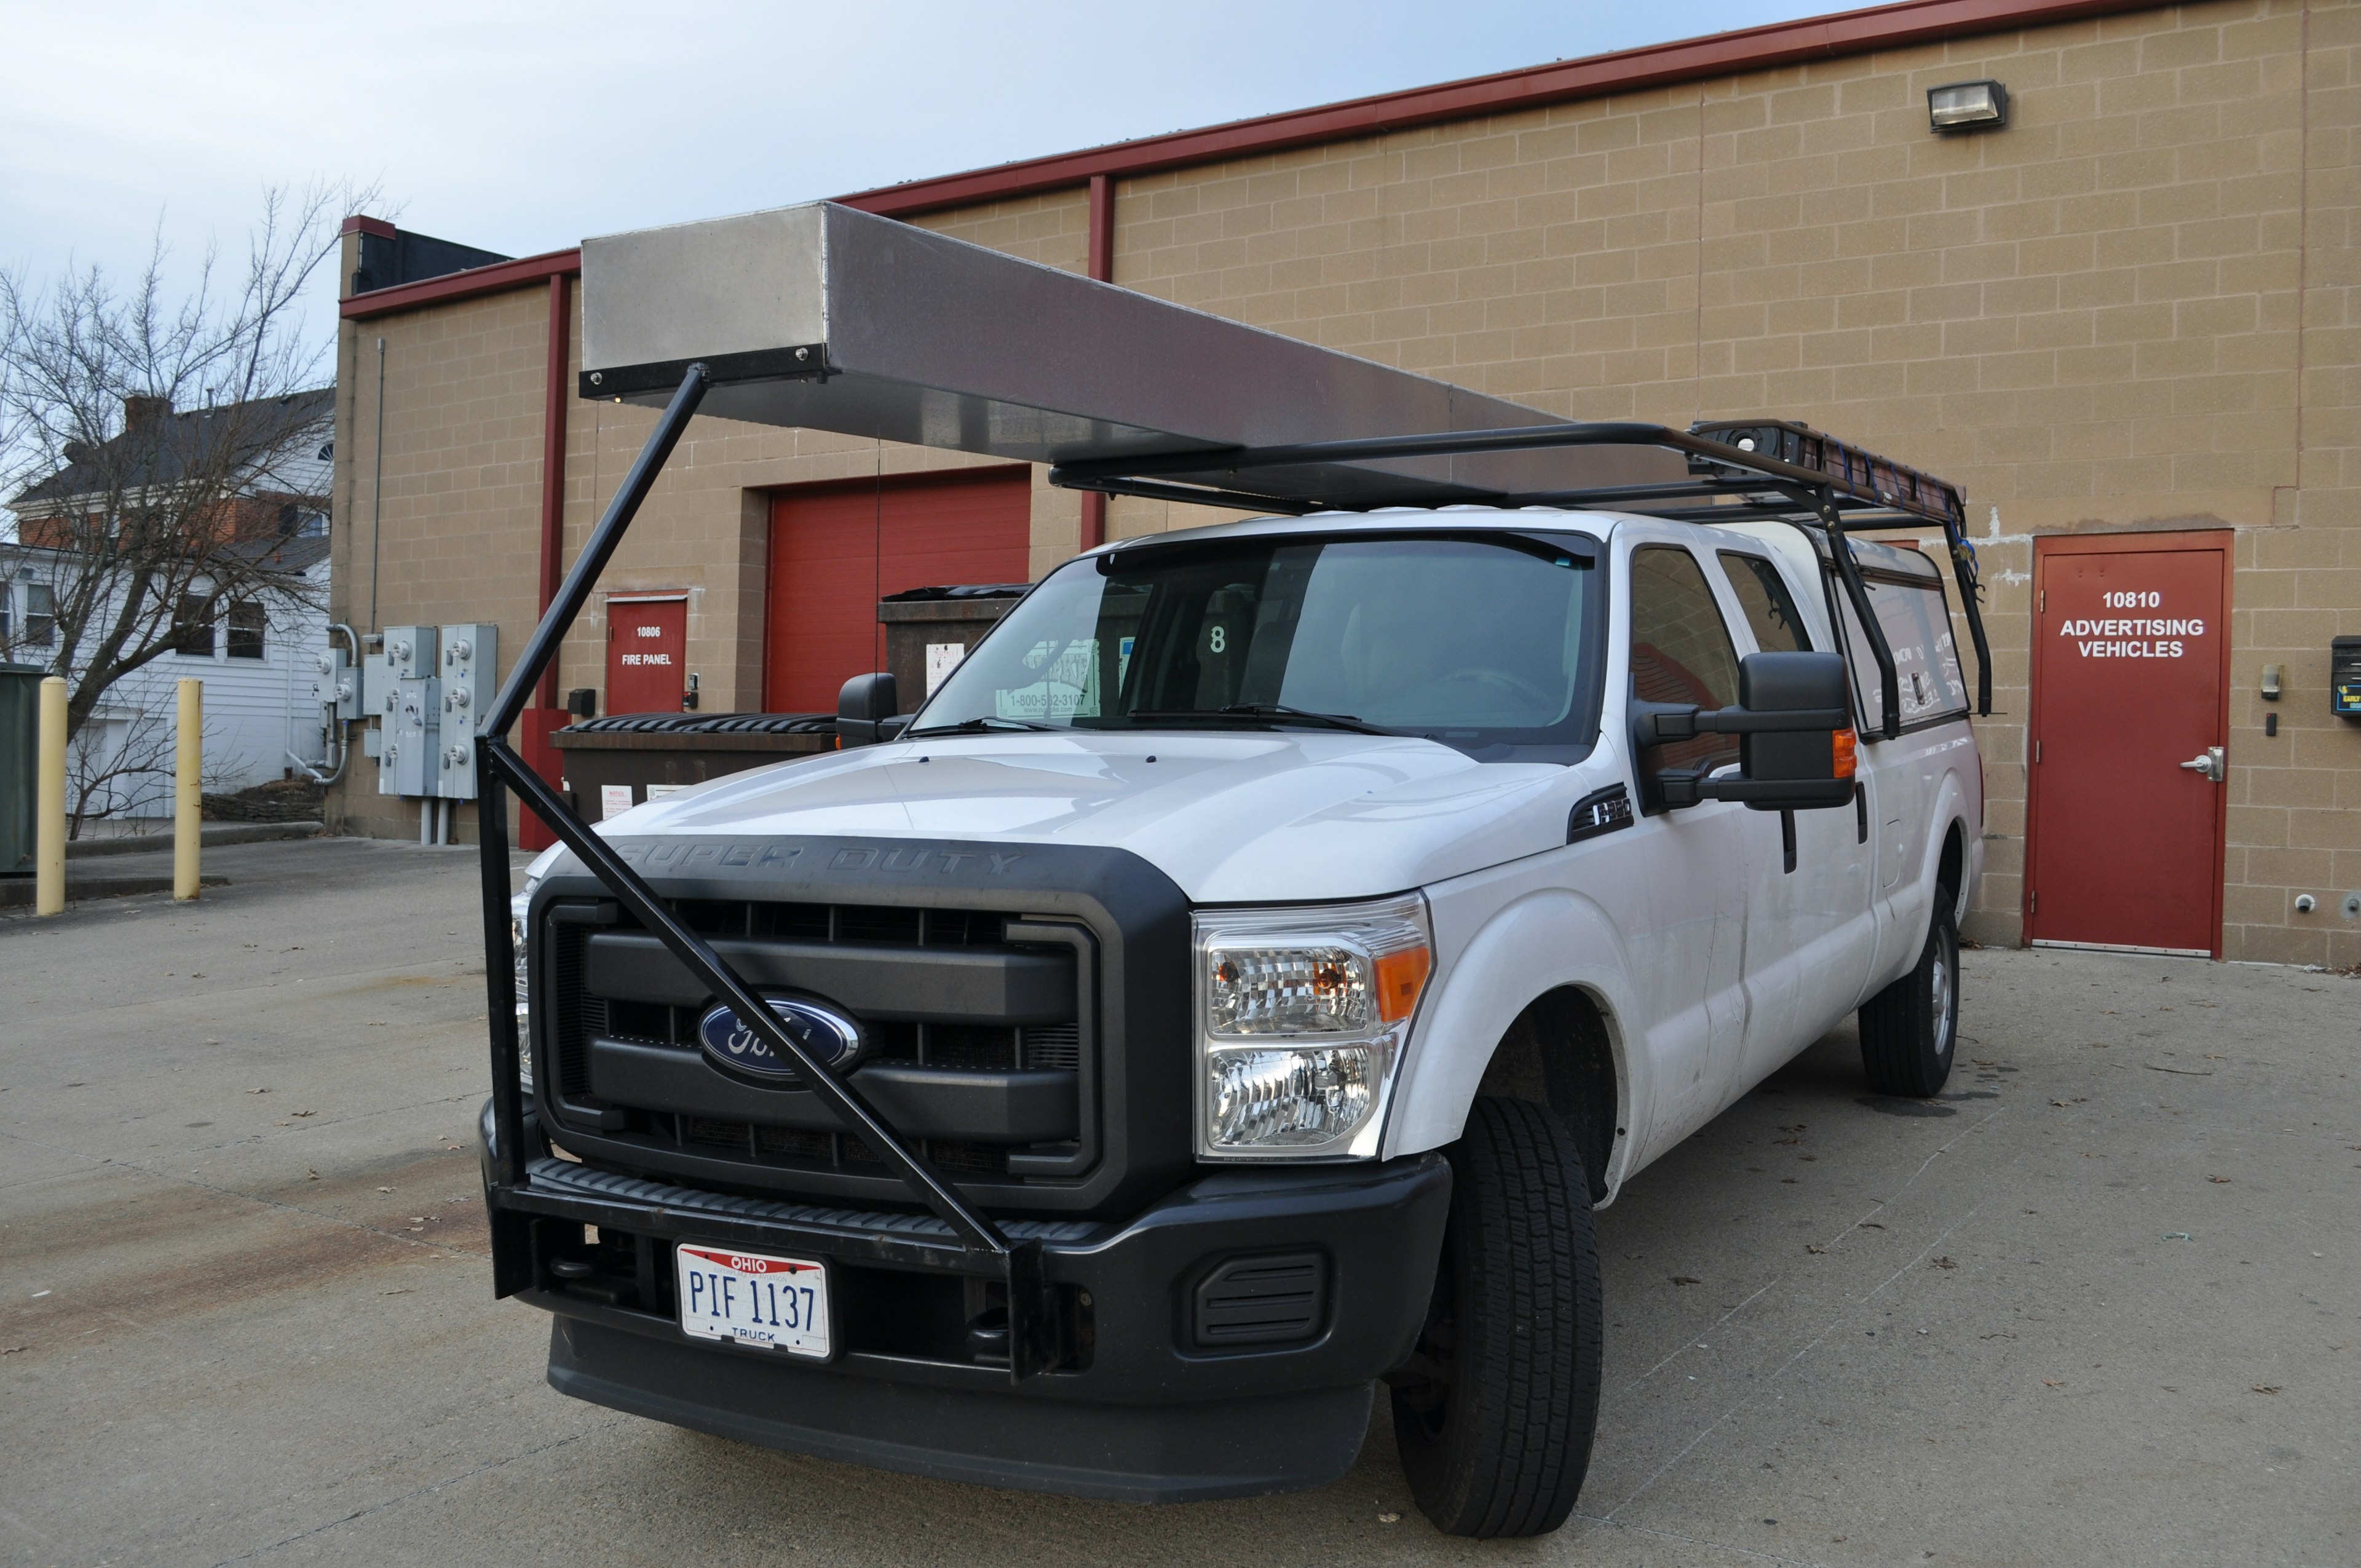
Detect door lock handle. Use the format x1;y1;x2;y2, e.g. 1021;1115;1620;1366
2178;745;2225;782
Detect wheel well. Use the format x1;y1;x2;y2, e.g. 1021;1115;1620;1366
1937;820;1966;909
1473;986;1618;1202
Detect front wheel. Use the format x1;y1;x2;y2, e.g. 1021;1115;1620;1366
1858;893;1960;1097
1391;1096;1602;1538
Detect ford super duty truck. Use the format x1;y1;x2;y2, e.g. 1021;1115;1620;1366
486;460;1983;1536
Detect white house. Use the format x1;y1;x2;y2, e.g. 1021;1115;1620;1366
2;389;336;828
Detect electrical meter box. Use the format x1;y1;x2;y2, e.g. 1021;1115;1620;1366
435;624;497;799
312;646;360;723
367;625;434;727
384;626;435;679
384;676;441;797
2334;636;2361;719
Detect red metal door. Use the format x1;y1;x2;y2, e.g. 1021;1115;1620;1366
764;469;1031;712
606;595;687;715
2025;534;2229;955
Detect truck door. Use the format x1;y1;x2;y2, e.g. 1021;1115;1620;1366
1624;545;1752;1129
1714;548;1876;1091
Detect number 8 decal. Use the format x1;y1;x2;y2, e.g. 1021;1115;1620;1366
1209;625;1227;653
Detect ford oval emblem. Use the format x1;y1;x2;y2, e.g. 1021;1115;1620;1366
697;996;864;1082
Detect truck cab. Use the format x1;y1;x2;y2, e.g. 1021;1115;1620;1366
494;500;1982;1535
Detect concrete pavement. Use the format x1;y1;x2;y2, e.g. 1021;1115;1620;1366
2;837;2355;1566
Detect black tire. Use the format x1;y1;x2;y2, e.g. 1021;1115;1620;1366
1391;1097;1603;1538
1859;892;1961;1097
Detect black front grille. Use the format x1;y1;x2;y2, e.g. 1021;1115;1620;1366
573;996;1072;1072
539;895;1087;1193
550;925;598;1096
669;898;1008;948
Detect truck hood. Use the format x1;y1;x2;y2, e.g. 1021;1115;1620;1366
559;731;1588;902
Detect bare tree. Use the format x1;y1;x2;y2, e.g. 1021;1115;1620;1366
0;181;374;742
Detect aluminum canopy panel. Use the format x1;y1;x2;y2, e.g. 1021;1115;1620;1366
578;202;1682;509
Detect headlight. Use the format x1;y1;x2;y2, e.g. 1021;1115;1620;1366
1195;893;1432;1160
510;887;535;1095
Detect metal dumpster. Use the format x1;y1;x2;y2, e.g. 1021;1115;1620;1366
879;584;1025;704
551;712;836;823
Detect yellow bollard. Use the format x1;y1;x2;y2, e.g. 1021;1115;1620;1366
175;678;202;901
36;676;65;916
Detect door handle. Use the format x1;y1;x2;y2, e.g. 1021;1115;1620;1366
2177;746;2225;783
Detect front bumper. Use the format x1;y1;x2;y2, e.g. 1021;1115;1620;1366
480;1101;1450;1500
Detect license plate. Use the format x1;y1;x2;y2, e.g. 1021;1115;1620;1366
674;1243;831;1358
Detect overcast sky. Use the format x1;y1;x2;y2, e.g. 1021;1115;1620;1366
1;0;1840;342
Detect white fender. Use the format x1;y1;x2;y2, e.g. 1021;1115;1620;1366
1896;757;1980;961
1383;886;1652;1200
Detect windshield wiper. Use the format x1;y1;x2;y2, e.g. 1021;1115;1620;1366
903;715;1057;737
1128;703;1395;736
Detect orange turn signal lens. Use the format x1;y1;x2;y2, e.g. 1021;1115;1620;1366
1832;727;1858;780
1374;946;1433;1024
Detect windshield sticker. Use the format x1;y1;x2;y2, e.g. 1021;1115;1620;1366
995;637;1101;720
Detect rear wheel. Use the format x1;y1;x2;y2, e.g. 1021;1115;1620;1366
1391;1096;1602;1538
1859;893;1960;1097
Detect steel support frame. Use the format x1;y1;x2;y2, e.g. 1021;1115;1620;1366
474;364;1060;1383
1049;418;1996;740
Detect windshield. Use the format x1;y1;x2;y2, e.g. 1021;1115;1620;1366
913;531;1605;759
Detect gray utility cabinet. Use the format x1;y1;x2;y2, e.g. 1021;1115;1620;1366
0;663;43;876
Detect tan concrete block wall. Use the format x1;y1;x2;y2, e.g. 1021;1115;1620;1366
330;2;2361;967
328;285;550;843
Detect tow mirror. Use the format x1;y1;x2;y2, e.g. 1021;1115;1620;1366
836;672;901;746
1635;651;1856;810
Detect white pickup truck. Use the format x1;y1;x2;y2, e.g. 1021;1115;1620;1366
499;483;1982;1537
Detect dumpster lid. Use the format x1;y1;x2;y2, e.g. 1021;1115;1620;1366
566;712;836;735
879;584;1029;601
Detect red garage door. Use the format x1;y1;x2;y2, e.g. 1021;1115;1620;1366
764;468;1032;712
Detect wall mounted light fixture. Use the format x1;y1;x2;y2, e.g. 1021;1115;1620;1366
1929;79;2009;132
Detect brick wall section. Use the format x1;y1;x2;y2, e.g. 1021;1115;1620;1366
330;2;2358;967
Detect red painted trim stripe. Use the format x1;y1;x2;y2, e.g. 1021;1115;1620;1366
341;247;582;319
839;0;2153;216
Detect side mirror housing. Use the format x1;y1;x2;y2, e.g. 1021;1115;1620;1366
1731;651;1854;810
836;672;900;746
1641;651;1856;811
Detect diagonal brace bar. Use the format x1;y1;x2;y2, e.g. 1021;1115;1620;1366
478;366;715;1200
469;362;1056;1374
482;738;1016;1257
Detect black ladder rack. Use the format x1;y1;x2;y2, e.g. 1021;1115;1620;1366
1048;416;1995;739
